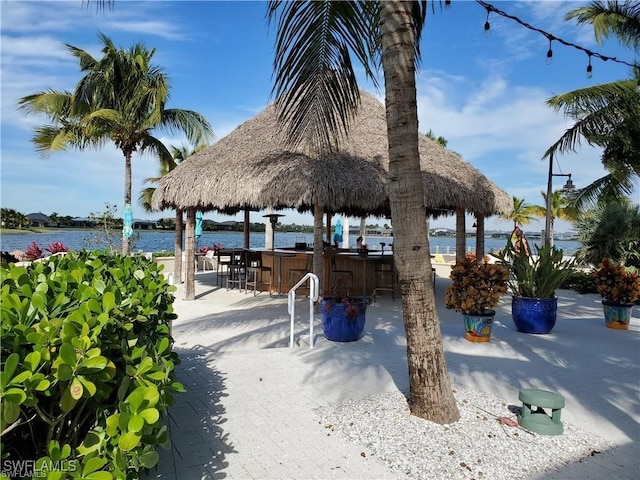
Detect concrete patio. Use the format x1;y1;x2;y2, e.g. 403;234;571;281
149;264;639;479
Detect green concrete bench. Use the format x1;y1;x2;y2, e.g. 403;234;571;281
517;388;565;436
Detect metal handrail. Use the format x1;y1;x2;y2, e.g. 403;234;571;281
287;273;319;348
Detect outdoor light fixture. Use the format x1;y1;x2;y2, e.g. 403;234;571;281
263;213;285;250
484;10;491;37
544;153;576;247
546;39;554;65
586;53;593;79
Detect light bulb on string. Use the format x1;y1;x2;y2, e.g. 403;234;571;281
586;54;593;79
484;10;491;37
445;0;451;8
545;38;553;65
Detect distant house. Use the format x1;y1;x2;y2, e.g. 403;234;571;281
132;220;157;230
70;217;97;228
27;212;49;227
215;221;238;231
431;228;453;236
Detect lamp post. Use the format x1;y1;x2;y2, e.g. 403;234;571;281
544;153;576;247
263;213;285;250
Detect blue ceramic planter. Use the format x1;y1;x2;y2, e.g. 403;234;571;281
512;296;558;334
321;297;366;342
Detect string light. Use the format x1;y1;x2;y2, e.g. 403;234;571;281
445;0;452;8
546;37;553;65
476;0;638;71
484;9;491;37
586;53;593;79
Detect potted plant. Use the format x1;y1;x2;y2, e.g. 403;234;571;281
445;254;509;342
320;296;367;342
499;243;574;334
592;258;640;330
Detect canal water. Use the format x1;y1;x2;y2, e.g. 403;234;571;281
0;230;582;256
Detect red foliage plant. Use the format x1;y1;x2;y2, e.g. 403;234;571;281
24;242;43;260
45;242;69;254
197;243;223;255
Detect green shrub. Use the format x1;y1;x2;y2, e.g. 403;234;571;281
151;251;174;259
0;251;183;479
561;270;599;294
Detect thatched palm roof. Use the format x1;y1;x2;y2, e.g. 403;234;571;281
152;91;511;217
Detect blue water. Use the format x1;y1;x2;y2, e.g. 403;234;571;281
0;230;582;255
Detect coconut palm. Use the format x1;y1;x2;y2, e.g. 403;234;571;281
139;143;209;283
18;33;214;255
544;1;640;208
267;1;459;423
532;190;580;246
500;196;539;229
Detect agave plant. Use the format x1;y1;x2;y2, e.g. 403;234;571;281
499;242;575;299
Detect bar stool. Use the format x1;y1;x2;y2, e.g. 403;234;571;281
330;254;352;298
372;256;396;302
216;249;233;287
245;250;271;296
288;255;313;296
226;250;246;291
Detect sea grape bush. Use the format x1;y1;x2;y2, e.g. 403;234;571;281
0;251;183;479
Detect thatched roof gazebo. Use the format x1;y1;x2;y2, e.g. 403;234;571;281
153;91;511;299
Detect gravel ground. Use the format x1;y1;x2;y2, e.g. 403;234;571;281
315;388;614;480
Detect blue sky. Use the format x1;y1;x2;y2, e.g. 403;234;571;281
1;0;637;233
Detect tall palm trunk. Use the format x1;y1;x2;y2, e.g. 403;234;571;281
122;153;132;255
380;1;459;423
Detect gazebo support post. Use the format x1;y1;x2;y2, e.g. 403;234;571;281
313;202;324;295
174;208;183;284
455;208;465;263
244;208;250;248
475;214;485;262
185;208;196;300
326;213;333;244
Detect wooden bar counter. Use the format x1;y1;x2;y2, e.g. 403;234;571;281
260;249;396;297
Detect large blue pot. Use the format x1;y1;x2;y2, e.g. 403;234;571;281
511;296;558;334
321;297;366;342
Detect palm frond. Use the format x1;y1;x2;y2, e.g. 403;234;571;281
565;0;640;51
268;0;379;152
138;186;156;212
160;109;214;146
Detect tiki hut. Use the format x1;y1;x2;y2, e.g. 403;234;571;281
153;90;511;298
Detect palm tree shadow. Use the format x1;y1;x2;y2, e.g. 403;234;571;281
150;346;236;479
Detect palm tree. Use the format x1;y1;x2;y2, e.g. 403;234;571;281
544;1;640;208
19;33;214;255
139;143;209;283
575;200;640;267
424;129;448;148
532;190;580;246
268;1;459;423
500;196;539;229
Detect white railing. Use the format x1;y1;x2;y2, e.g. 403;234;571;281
287;273;319;348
